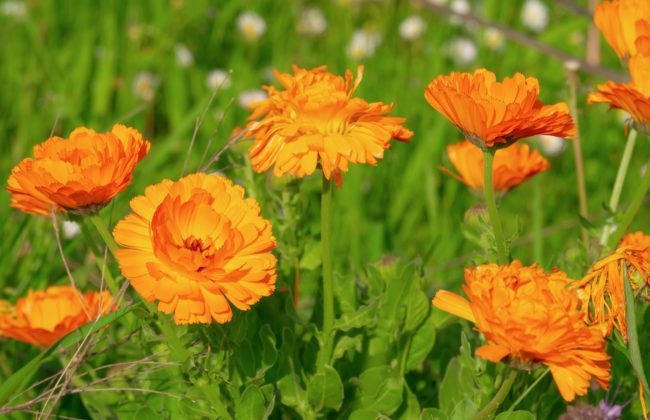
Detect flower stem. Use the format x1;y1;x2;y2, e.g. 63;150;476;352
472;369;518;420
483;149;508;264
507;368;549;412
89;215;119;256
80;219;119;295
609;157;650;248
316;175;334;369
623;264;650;395
600;128;637;246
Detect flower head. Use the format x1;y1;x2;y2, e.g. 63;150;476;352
521;0;549;33
433;261;611;402
446;37;478;65
206;69;232;92
246;65;412;185
0;286;113;347
132;71;159;103
594;0;650;61
425;69;576;149
442;140;549;191
399;15;426;42
484;28;505;51
347;28;382;60
113;173;277;324
237;11;266;41
6;124;150;216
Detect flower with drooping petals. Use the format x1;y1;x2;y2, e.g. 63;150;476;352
433;261;611;402
425;69;576;149
594;0;650;61
246;65;412;185
573;231;650;340
113;173;277;324
442;140;549;191
0;286;113;347
6;124;150;216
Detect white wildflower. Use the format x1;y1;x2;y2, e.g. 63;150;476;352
62;221;81;240
347;28;382;60
449;0;470;25
237;11;266;41
206;69;232;91
399;15;426;42
447;37;477;65
484;28;505;51
1;0;26;19
238;89;267;109
297;7;327;36
521;0;549;33
537;135;566;157
174;44;194;68
132;71;159;103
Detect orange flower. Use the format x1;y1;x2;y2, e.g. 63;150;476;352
113;173;277;324
573;231;650;340
433;262;611;402
246;65;412;185
588;52;650;134
442;140;549;191
424;69;576;149
594;0;650;61
0;286;113;347
6;124;150;216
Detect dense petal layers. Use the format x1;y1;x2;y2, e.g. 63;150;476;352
432;261;611;402
113;173;277;324
443;140;549;191
6;124;150;216
0;286;113;347
573;231;650;340
246;65;412;185
594;0;650;60
425;69;576;149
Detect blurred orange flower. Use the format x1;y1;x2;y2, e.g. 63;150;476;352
246;65;412;185
442;140;549;191
6;124;150;216
433;261;611;402
113;173;277;324
588;52;650;134
424;69;576;149
573;231;650;340
594;0;650;60
0;286;113;347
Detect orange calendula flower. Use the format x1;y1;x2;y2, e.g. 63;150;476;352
0;286;113;347
433;261;611;402
424;69;576;149
113;173;277;324
573;231;650;340
6;124;150;216
594;0;650;61
246;65;413;185
442;140;549;191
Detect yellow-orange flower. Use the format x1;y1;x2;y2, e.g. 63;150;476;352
113;173;277;324
6;124;150;216
442;140;549;191
433;261;611;402
588;52;650;134
573;231;650;340
0;286;113;347
424;69;576;149
246;65;413;185
594;0;650;60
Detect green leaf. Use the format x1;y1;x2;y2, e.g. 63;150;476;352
300;241;321;270
307;365;344;411
258;324;278;377
406;313;437;370
495;411;536;420
421;408;448;420
438;356;481;415
349;409;380;420
357;366;404;415
333;301;378;332
624;264;650;394
332;334;363;361
404;288;430;332
235;385;267;420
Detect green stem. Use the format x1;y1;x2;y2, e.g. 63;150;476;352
472;369;518;420
532;177;543;263
600;129;637;246
483;149;508;264
80;219;119;295
89;214;119;256
623;264;650;395
316;175;334;369
609;158;650;248
507;368;549;412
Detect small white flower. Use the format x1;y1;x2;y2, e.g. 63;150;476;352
399;15;426;42
297;7;327;36
132;71;159;103
484;28;505;51
1;0;27;19
206;69;232;91
237;11;266;41
641;164;648;178
449;0;470;25
521;0;549;33
537;135;566;156
347;28;382;60
62;221;81;240
447;37;477;65
238;89;267;109
174;44;194;68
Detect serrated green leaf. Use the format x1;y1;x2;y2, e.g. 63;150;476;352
406;313;437;370
332;334;363;361
357;366;404;415
495;410;536;420
404;288;430;332
307;365;344;411
333;301;378;332
235;385;267;420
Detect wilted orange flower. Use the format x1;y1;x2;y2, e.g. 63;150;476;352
6;124;150;216
246;65;413;185
113;173;277;324
424;69;576;149
0;286;113;347
588;51;650;134
442;140;549;191
433;261;611;402
594;0;650;61
573;231;650;340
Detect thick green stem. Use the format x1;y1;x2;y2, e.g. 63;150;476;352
89;215;119;256
532;177;543;263
624;264;650;395
483;149;508;264
601;129;637;246
472;369;518;420
316;175;334;369
609;159;650;248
